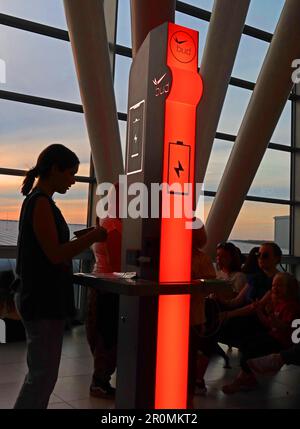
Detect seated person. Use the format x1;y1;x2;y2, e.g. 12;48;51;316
189;226;222;398
190;225;216;327
191;242;283;394
216;242;247;294
241;246;262;283
215;242;283;347
222;272;300;394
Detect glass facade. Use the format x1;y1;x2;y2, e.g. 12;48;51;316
0;0;296;255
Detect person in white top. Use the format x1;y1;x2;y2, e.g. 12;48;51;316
216;242;247;294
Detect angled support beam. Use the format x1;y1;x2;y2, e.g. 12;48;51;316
130;0;176;58
204;0;300;256
195;0;250;186
291;82;300;275
104;0;119;75
63;0;123;185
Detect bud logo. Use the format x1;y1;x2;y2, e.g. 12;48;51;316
170;31;196;63
152;72;169;97
152;73;166;86
0;319;6;343
0;58;6;84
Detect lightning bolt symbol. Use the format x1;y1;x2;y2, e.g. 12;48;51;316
174;161;184;178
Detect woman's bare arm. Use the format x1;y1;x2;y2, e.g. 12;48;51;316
32;197;106;264
223;284;250;309
225;290;272;320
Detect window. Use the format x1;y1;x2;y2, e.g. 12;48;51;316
204;139;232;193
232;34;269;83
116;0;131;48
250;150;290;200
0;0;297;260
0;0;67;29
271;101;291;146
229;200;290;253
0;2;93;250
0;25;81;103
54;182;89;227
118;120;127;167
204;139;290;201
0;174;23;222
245;0;285;34
217;86;252;136
114;54;131;114
0;99;90;177
0;176;89;245
181;0;213;11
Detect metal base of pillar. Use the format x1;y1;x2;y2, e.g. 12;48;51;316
116;295;158;409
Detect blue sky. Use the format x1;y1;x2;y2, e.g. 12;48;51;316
0;0;292;241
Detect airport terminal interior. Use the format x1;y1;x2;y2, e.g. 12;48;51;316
1;0;300;409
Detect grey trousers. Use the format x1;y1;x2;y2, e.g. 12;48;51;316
14;294;65;409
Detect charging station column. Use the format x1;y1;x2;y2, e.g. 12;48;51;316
155;23;203;409
119;22;202;409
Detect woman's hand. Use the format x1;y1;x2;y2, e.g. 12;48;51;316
91;226;107;242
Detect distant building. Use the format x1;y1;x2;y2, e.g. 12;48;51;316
274;215;289;253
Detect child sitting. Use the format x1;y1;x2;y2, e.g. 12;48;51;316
222;272;300;394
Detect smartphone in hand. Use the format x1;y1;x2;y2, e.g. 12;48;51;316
73;226;95;238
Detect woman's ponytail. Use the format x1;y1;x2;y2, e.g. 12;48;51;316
21;166;38;196
21;144;79;196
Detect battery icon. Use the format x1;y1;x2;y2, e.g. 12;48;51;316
167;141;191;195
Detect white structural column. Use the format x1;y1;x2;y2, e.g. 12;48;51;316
292;81;300;277
204;0;300;256
130;0;176;58
104;0;118;73
195;0;250;185
63;0;123;184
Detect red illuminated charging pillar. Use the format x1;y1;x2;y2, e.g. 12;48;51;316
120;22;202;409
156;24;203;408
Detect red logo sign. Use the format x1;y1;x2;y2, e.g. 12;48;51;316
170;31;196;63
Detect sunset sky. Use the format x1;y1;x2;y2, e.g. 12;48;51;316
0;0;290;241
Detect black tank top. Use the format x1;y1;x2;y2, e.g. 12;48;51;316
16;188;75;320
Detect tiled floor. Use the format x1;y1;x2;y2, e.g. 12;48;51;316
0;325;115;410
0;326;299;409
194;347;300;409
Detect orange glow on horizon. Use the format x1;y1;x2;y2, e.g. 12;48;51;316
0;176;289;238
0;201;87;225
0;175;88;225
